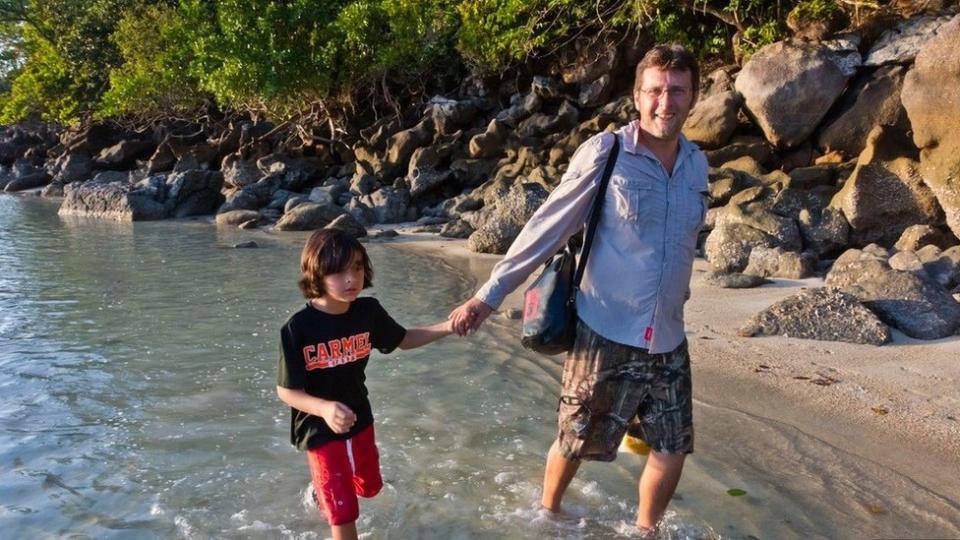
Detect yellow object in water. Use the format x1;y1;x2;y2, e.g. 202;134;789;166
620;434;651;455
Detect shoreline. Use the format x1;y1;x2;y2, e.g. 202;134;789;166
6;192;960;504
392;231;960;505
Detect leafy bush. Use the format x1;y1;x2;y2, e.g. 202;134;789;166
98;3;204;117
0;0;857;123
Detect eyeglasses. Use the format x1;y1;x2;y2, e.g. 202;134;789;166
638;86;691;99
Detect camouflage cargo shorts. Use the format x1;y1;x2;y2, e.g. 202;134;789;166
556;319;694;461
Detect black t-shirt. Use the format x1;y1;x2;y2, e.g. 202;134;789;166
277;297;406;450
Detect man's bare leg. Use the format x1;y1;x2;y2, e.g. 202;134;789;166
541;440;582;512
636;450;686;530
331;521;358;540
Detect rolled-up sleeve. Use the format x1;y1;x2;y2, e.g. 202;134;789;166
475;132;615;309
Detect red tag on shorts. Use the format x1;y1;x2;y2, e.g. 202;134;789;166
644;326;653;341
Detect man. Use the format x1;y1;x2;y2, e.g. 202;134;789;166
449;44;708;535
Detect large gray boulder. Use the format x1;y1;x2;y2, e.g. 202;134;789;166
428;96;479;135
829;125;943;246
901;14;960;241
578;74;613;108
743;246;816;279
94;139;156;170
407;139;458;199
798;206;850;258
735;41;850;148
218;189;261;214
825;246;960;339
360;186;412;224
221;154;262;188
702;271;771;289
48;152;93;184
3;172;51;192
894;224;955;252
57;171;222;221
864;15;955;66
215;209;260;226
739;287;891;345
921;245;960;289
469;119;508;159
164;170;226;218
682;91;741;149
467;182;549;254
706;196;804;273
325;213;367;238
817;65;909;160
59;179;167;221
515;101;579;140
705;222;778;273
383;118;434;180
495;92;542;126
256;154;322;191
274;202;346;231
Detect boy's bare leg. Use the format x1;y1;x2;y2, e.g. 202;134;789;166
331;522;358;540
636;451;685;530
541;440;581;512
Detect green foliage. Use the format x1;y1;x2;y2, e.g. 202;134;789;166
739;19;786;57
457;0;638;72
98;2;204;117
0;0;854;123
0;25;78;122
790;0;842;20
0;0;135;122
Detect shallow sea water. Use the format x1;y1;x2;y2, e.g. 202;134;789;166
1;195;958;539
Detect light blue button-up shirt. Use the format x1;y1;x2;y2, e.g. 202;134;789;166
475;120;709;353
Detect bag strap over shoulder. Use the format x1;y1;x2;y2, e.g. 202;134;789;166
571;132;620;293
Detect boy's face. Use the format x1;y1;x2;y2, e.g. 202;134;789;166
322;251;365;305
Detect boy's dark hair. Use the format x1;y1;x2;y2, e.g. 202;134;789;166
298;229;373;299
634;44;700;95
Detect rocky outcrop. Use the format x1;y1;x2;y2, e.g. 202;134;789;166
740;287;891;345
274;202;346;231
467;182;549;254
743;246;816;279
58;170;223;221
902;14;960;240
825;246;960;339
817;65;909;160
829;125;943;246
702;271;771;289
735;41;851;148
682;91;741;149
863;14;955;66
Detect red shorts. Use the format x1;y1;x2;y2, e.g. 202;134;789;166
306;425;383;526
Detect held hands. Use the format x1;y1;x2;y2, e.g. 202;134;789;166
319;400;356;434
448;298;493;336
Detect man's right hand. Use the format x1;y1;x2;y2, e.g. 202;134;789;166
319;400;356;434
449;297;493;336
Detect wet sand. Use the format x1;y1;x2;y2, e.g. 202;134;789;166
384;230;960;509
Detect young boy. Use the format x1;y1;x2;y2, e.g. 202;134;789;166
276;228;452;540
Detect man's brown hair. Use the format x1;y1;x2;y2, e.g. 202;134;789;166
298;228;373;299
634;44;699;95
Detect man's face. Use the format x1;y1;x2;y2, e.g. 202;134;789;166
634;67;696;142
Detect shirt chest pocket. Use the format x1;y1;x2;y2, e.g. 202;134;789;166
608;176;656;223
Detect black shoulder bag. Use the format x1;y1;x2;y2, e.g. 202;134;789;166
520;133;620;355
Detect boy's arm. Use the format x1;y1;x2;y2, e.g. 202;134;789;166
275;386;357;434
397;320;453;350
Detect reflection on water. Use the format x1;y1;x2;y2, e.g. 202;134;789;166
1;195;958;539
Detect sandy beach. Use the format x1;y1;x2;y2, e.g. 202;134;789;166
389;231;960;508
